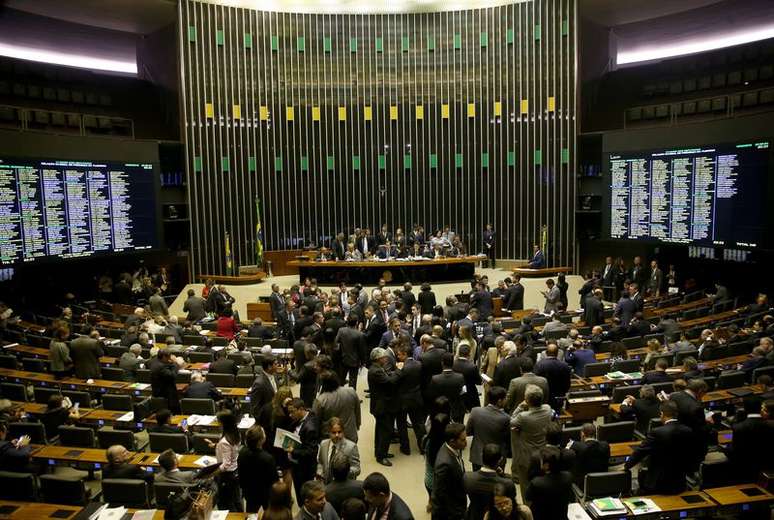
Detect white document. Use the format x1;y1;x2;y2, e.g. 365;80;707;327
2;343;18;349
194;455;217;467
210;512;229;520
96;506;127;520
238;416;256;429
480;373;492;384
187;414;217;426
273;427;302;450
131;510;157;520
116;411;135;422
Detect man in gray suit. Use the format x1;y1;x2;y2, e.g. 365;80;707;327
648;260;663;297
149;287;169;316
504;358;549;413
510;385;553;496
155;449;196;483
466;386;510;470
316;417;361;484
296;480;339;520
70;329;104;380
183;289;207;322
541;279;561;314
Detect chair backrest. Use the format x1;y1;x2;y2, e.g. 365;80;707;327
206;373;234;387
612;359;642;374
235;374;256;388
182;335;207;346
560;426;583;445
62;390;92;409
57;425;95;447
101;479;150;508
33;387;61;405
647;417;661;432
135;369;152;384
611;385;641;404
753;365;774;383
192;433;220;454
597;341;615;354
188;351;213;363
701;376;717;391
568;390;603;399
0;471;36;501
104;345;128;358
211;337;228;347
21;357;48;372
9;421;47;444
149;432;189;453
154;482;192;507
103;394;133;411
644;333;665;345
716;370;747;390
583;362;612;378
26;334;52;348
200;322;218;331
597;421;636;443
674;349;699;365
650;353;674;368
175;371;192;384
97;427;136;450
699;459;735;489
181;398;216;415
0;354;17;369
544;329;569;341
622;336;644;349
39;474;89;505
101;367;127;382
1;382;27;401
244;337;263;348
266;339;289;350
583;471;632;499
651;382;674;395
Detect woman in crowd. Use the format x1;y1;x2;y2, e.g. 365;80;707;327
205;410;242;511
48;325;72;379
484;482;533;520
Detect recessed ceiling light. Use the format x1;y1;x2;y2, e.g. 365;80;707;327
0;42;137;74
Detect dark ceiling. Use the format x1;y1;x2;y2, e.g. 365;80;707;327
579;0;726;26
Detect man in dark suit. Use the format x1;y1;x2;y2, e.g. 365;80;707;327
670;379;710;469
466;387;510;470
503;275;524;312
432;423;468;520
210;349;238;375
335;316;366;389
70;329;104;380
641;358;672;385
363;306;386;363
248;356;280;419
103;445;152;481
430;353;466;423
568;423;610;486
534;343;572;410
268;284;286;320
492;342;523;390
358;229;373;256
285;398;320;502
470;282;493;320
601;256;616;301
399;283;416;310
527;244;545;268
248;317;274;340
186;371;224;400
454;344;482;412
277;300;298;342
483;224;496;268
363;472;413;520
183;289;208;323
629;283;645;312
367;348;401;466
464;443;515;520
151;349;181;413
629;256;649;290
419;335;444;396
726;399;774;480
325;454;365;515
614;292;637;326
395;345;426;456
619;385;661;433
624;400;694;494
582;289;604;327
331;233;347;261
157;448;197;484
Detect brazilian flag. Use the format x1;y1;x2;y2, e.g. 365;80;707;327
255;197;264;267
225;232;233;276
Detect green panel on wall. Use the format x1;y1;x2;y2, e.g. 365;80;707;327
327;155;335;170
561;148;570;164
455;153;463;168
352;155;361;170
403;154;412;169
507;151;516;166
506;28;514;44
248;156;256;171
429;154;437;168
188;26;197;42
297;36;305;52
244;33;253;48
534;150;542;165
193;156;202;171
481;152;489;168
427;36;435;51
562;20;569;36
216;29;224;45
274;156;282;172
378;154;386;169
534;24;541;40
300;156;308;171
270;35;279;51
375;37;383;52
480;32;488;47
350;38;358;52
323;36;332;52
401;36;410;52
453;33;462;49
221;156;230;171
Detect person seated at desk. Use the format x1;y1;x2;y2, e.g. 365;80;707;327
568;423;610;487
681;357;704;380
624;400;694;495
344;242;363;261
149;408;188;434
210;348;238;375
39;394;81;442
119;344;145;382
430;230;451;250
619;385;661;434
565;342;596;377
725;399;774;481
216;307;240;340
669;332;696;354
740;346;769;375
0;421;32;472
104;445;153;481
527;244;545;269
186;371;224;400
641;358;672;385
248;318;275;340
642;339;667;371
628;312;655;337
156;448;196;484
525;446;573;520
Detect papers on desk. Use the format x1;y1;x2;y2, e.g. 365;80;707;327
89;505;127;520
130;510;157;520
187;414;217;426
116;411;135;422
210;511;229;520
238;416;256;429
2;342;18;349
274;427;302;450
194;455;217;467
567;503;592;520
211;346;225;352
127;383;150;390
588;497;626;516
199;330;210;335
605;371;643;380
622;497;661;515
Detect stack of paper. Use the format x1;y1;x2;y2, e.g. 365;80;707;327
194;455;217;467
130;510;157;520
116;411;135;422
605;371;628;380
95;506;127;520
238;416;256;429
623;497;661;515
128;383;150;390
588;497;627;517
2;343;18;349
187;414;216;426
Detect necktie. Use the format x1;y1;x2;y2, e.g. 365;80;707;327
329;443;337;479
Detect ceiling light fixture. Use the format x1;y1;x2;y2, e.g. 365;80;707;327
617;25;774;65
0;42;137;74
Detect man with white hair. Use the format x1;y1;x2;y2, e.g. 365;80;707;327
125;307;146;328
119;344;145;382
493;341;522;390
367;348;401;466
510;384;552;495
696;329;719;360
162;316;183;343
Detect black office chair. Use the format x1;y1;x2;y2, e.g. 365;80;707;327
39;474;90;505
8;422;47;444
612;359;642;374
235;374;256;388
102;394;133;411
211;337;228;347
175;371;192;384
583;362;612;378
26;334;51;348
699;459;735;489
188;351;213;363
149;432;190;453
0;471;36;500
181;398;216;415
101;479;151;508
597;421;636;443
182;335;207;347
560;426;583;445
191;433;220;455
611;385;641;404
97;427;139;450
651;382;674;395
622;336;644;350
265;339;289;350
62;390;92;409
567;390;603;399
135;369;153;384
154;482;192;507
650;353;674;367
21;357;48;372
752;365;774;383
717;370;747;390
544;329;569;341
0;354;17;369
101;367;127;382
33;387;61;405
674;349;699;365
206;373;235;387
104;345;129;358
579;471;632;501
244;337;263;348
1;382;28;401
701;376;717;391
58;425;96;447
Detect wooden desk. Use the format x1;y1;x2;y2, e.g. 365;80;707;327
644;491;716;517
609;441;640;459
512;266;573;277
703;484;774;513
610;385;764;415
566;396;611;421
131;451;214;471
31;444;111;467
680;309;742;329
96;319;128;329
0;500;81;519
11;320;47;334
287;256;481;284
246;302;273;322
643;297;712;319
197;273;266;285
3;343;116;366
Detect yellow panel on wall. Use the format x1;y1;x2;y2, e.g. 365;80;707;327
338;106;347;121
493;101;502;117
390;105;398;120
520;99;529;114
547;96;556;112
312;106;321;121
467;103;475;117
259;106;269;121
441;104;450;119
415;105;424;120
232;104;241;119
286;106;295;121
205;103;214;118
364;105;372;121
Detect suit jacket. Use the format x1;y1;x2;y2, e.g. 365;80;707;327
670;390;710;467
332;240;347;261
70;336;104;379
103;462;149;481
566;348;597;377
364;316;387;351
630;265;649;289
528;250;545;268
624;420;694;494
620;397;661;433
533;358;571;406
295;502;339;520
631;291;645;312
614;297;637;326
470;290;493;320
465;405;510;466
317;438;360;483
183;296;207;322
432;444;467;520
237;446;278;510
543;286;560;313
368;492;413;520
649;268;663;294
601;263;615;287
313;387;361;443
357;236;373;255
419;347;444;394
569;439;610;486
453;358;482;411
325;479;365;515
463;469;515;520
493;355;523;391
729;415;774;479
431;370;466;423
503;283;524;311
640;370;671;385
186;381;223;400
269;292;285;320
248;371;276;416
335;327;366;368
247;324;274;340
418;290;437;315
151;361;180;412
510;404;552;474
583;295;604;327
368;364;401;415
505;372;549;413
397;358;423;411
149;293;169;316
156;469;196;484
291;412;320;474
525;471;574;520
210;358;238;375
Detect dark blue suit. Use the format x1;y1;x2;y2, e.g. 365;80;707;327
528;250;545;268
